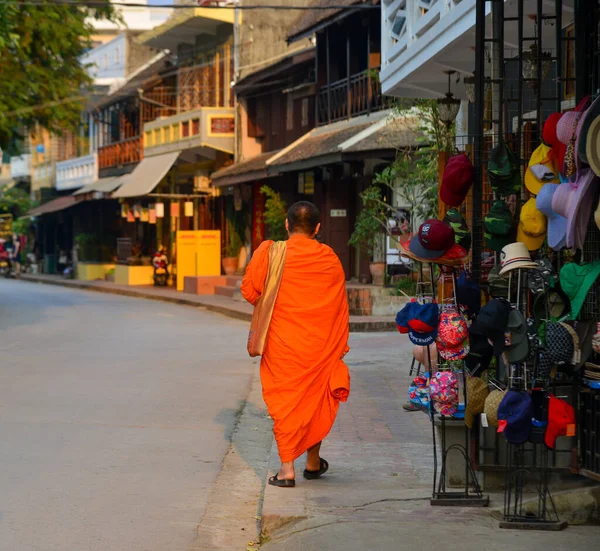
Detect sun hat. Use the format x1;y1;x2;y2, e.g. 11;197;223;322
470;298;512;355
413;344;438;369
440;154;474;207
443;208;471;251
497;390;533;445
543;112;566;174
505;310;530;363
436;309;470;360
557;96;591;178
586;114;600;177
407;302;439;345
560;260;600;320
483;389;507;428
499;242;538;276
484;200;514;251
532;286;571;329
465;376;489;429
516;197;547;251
488;141;521;196
562;169;598;249
525;143;559;195
564;320;596;370
545;395;576;449
536;183;566;250
430;371;459;416
455;270;481;318
487;265;509;298
537;322;576;378
578;95;600;166
465;331;494;375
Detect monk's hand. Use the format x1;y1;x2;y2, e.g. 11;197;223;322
340;345;350;360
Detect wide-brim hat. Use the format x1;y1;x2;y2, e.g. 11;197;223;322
483;389;507;428
564;320;596;370
586;114;600;178
465;376;489;429
560;260;600;320
532;286;571;328
499;242;537;276
536;183;567;250
578;95;600;166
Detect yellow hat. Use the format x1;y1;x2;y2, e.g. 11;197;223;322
517;197;547;251
524;143;559;195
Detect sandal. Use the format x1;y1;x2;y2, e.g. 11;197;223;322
268;474;295;488
303;458;329;480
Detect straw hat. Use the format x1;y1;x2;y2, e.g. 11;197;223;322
483;389;507;428
465;376;489;429
498;242;537;276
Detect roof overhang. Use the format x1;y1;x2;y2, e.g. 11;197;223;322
287;3;365;44
138;8;234;51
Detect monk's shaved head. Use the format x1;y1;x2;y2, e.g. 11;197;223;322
287;201;321;236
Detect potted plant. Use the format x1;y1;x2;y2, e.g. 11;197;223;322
349;185;389;285
223;221;243;275
260;185;288;241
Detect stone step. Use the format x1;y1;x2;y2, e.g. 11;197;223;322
183;276;228;295
214;285;236;298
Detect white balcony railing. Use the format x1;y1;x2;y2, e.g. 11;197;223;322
10;154;32;178
55;154;98;191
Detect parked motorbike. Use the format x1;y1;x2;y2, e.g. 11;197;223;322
152;248;169;287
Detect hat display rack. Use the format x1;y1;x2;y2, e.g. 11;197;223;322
413;261;490;507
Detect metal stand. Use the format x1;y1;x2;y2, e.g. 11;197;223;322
419;263;489;507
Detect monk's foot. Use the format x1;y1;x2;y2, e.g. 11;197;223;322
303;458;329;480
276;465;295;481
305;457;322;472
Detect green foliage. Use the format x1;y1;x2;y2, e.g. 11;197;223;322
348;185;389;256
225;220;243;258
0;1;117;150
394;276;417;297
0;183;33;218
75;232;114;262
260;185;288;242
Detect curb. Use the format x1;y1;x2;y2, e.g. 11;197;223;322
19;276;397;332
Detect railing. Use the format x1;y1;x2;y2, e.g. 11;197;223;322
56;154;98;191
98;137;142;170
316;68;389;126
10;154;32;178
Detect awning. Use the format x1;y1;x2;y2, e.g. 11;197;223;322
73;176;123;197
27;196;77;217
112;152;180;199
211;150;281;187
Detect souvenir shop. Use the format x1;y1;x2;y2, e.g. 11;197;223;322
394;0;600;530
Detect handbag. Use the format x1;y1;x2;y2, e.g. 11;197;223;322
247;241;287;357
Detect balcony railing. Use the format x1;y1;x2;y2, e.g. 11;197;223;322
98;137;142;170
56;154;98;191
10;154;32;178
316;68;390;126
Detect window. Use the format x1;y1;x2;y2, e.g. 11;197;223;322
301;98;310;128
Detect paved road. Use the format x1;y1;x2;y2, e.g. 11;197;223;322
0;280;256;551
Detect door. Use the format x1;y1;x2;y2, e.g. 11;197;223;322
323;177;351;279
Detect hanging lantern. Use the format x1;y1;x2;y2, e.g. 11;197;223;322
149;208;157;224
522;44;552;88
463;73;492;104
184;201;194;217
126;209;135;223
141;208;149;222
155;202;165;218
121;203;129;218
133;204;142;219
437;70;461;127
170;202;180;218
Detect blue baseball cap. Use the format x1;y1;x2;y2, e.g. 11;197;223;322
497;390;533;444
455;271;481;318
395;302;416;334
407;303;439;346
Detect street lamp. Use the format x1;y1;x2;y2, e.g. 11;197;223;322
437;71;461;127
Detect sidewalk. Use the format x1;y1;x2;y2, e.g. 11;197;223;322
259;333;599;551
19;274;396;332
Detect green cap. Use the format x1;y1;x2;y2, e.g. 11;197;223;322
484;200;514;251
560;261;600;320
488;142;522;196
487;265;509;299
443;208;471;251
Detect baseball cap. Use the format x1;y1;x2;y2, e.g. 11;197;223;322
430;371;459;416
407;302;439;346
395;301;416;334
409;219;456;259
455;270;481;318
436;310;470;360
484;201;514;251
487;265;509;299
470;298;512;355
440;154;474;207
497;390;534;445
488;141;521;196
525;143;559;195
443;208;472;251
505;310;530;363
545;395;576;449
516;197;547;251
465;330;494;376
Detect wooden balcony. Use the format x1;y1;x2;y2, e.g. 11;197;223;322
98;137;142;170
316;68;390;126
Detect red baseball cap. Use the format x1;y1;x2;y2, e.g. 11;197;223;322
543;113;566;176
545;395;576;449
409;219;456;259
440;154;474;207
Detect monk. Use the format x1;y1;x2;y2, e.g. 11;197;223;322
241;201;350;488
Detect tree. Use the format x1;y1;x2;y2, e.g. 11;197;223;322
0;1;116;152
260;185;288;242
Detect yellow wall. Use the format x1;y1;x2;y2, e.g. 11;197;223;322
77;262;115;281
114;265;155;286
176;230;221;291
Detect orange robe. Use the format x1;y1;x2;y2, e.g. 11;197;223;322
241;235;350;462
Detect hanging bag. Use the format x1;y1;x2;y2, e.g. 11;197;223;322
247;241;287;357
